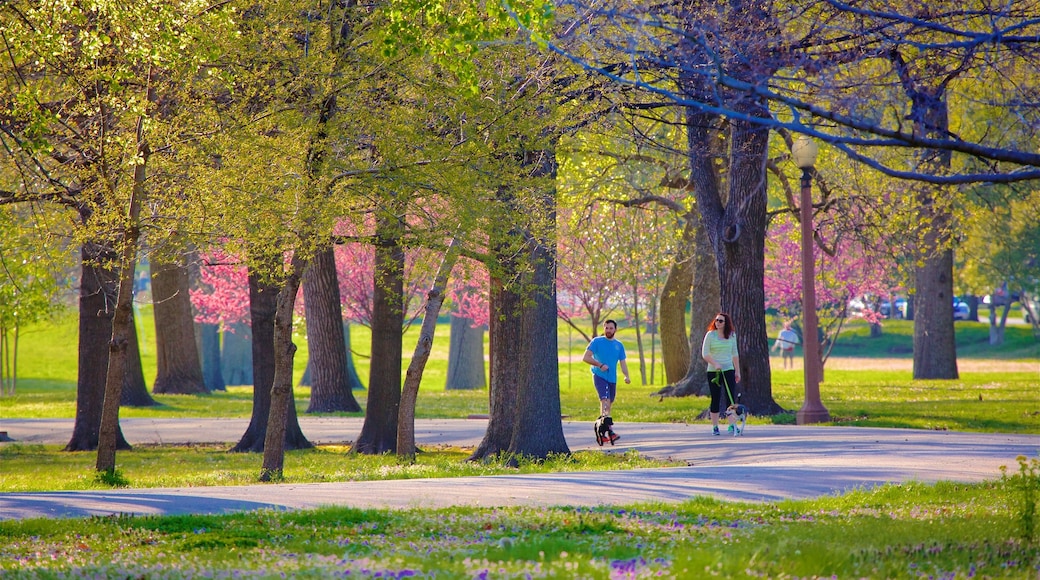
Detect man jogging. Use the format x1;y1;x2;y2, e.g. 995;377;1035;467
582;319;630;443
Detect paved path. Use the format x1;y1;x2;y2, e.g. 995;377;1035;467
1;418;1037;521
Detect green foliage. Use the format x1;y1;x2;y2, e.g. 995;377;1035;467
959;186;1040;299
94;468;130;488
380;0;554;90
1002;455;1040;545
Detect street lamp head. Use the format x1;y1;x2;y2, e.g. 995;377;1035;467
792;136;819;169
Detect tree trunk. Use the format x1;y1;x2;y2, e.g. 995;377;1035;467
913;241;958;378
150;257;207;394
629;282;647;384
260;254;313;481
221;323;253;386
506;150;569;460
231;261;310;453
96;134;148;474
398;240;458;460
198;322;226;391
65;245;131;452
119;308;156;406
445;314;486;390
301;321;365;390
352;212;405;455
988;302;1010;346
658;230;693;385
303;246;361;413
904;84;958;379
654;214;719;398
682;112;782;413
468;262;523;461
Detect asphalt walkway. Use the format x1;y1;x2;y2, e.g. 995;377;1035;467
1;418;1037;521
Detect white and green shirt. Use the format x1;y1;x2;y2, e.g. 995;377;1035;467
702;330;738;371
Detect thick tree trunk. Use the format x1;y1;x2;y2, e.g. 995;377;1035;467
468;269;523;461
913;242;957;378
150;257;207;394
655;212;719;398
506;151;569;460
66;246;131;452
352;213;405;455
658;234;693;384
221;323;253;386
445;314;486;390
198;322;226;391
894;53;958;379
231;262;310;453
302;246;361;413
119;310;156;406
683;114;782;413
260;255;313;481
300;322;365;390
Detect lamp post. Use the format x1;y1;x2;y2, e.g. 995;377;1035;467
792;136;830;424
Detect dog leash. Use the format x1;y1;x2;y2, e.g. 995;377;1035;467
713;369;737;407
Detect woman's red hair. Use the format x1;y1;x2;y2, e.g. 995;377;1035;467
707;313;734;339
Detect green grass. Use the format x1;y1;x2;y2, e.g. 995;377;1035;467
1;477;1037;578
0;443;676;492
830;318;1040;360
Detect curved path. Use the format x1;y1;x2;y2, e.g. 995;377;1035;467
1;418;1037;521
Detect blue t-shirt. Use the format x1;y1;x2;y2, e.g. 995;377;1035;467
587;336;626;383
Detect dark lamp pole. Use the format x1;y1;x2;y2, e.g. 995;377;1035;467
792;136;830;425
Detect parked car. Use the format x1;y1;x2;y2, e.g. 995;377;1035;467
953;298;971;321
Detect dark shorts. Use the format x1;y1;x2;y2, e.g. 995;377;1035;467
593;374;616;402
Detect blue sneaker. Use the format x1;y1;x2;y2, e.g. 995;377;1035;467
728;424;735;434
712;426;720;436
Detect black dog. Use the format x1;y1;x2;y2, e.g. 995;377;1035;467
594;415;619;446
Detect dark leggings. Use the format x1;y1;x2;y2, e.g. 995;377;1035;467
707;369;737;413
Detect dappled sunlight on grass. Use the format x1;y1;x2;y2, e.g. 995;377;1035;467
1;481;1037;578
0;443;680;492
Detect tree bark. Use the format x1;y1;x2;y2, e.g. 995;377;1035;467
895;59;958;379
96;128;148;473
655;205;720;398
681;94;782;414
302;246;361;413
659;217;695;385
119;309;156;406
66;245;131;452
398;240;458;460
468;257;523;462
260;254;313;480
150;257;207;394
352;210;405;455
445;314;486;390
505;150;569;460
301;322;365;391
231;261;310;453
221;323;253;386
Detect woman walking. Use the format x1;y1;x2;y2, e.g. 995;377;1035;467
702;312;741;435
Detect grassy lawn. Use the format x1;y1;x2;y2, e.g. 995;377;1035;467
1;473;1038;578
